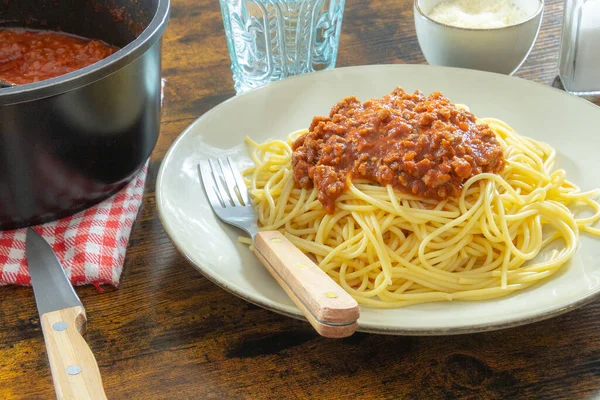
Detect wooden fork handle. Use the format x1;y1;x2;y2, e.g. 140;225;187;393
253;231;359;338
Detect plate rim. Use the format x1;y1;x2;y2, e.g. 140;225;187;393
157;64;600;335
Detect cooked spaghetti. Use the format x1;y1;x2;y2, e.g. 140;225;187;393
242;88;600;308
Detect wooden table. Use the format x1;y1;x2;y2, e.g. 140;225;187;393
2;0;599;398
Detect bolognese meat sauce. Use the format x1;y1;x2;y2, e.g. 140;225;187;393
0;29;118;85
292;87;505;213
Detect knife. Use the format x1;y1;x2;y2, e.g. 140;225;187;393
26;228;107;400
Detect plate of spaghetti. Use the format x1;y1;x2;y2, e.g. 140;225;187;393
157;65;600;335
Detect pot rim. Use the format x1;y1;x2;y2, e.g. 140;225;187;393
0;0;170;106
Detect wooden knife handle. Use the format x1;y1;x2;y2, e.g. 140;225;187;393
254;230;360;338
40;306;107;400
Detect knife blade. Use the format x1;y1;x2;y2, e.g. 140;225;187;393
26;228;107;400
27;229;84;317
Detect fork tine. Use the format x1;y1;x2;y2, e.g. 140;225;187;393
208;158;234;207
218;158;243;207
227;157;251;206
198;161;226;208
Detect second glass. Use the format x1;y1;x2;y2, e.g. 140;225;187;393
558;0;600;96
219;0;346;94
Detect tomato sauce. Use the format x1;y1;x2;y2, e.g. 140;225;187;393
292;87;505;213
0;28;118;85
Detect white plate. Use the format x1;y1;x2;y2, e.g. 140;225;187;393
157;65;600;335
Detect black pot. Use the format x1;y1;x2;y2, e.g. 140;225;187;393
0;0;170;230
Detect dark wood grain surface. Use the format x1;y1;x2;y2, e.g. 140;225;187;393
2;0;599;398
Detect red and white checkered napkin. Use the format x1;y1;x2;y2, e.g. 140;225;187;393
0;163;148;287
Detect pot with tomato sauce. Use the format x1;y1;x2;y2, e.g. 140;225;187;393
0;0;169;230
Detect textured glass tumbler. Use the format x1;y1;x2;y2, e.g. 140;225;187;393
219;0;346;94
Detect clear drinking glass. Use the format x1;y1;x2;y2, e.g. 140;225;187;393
558;0;600;96
219;0;346;94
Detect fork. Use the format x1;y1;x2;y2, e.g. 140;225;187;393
198;157;359;338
